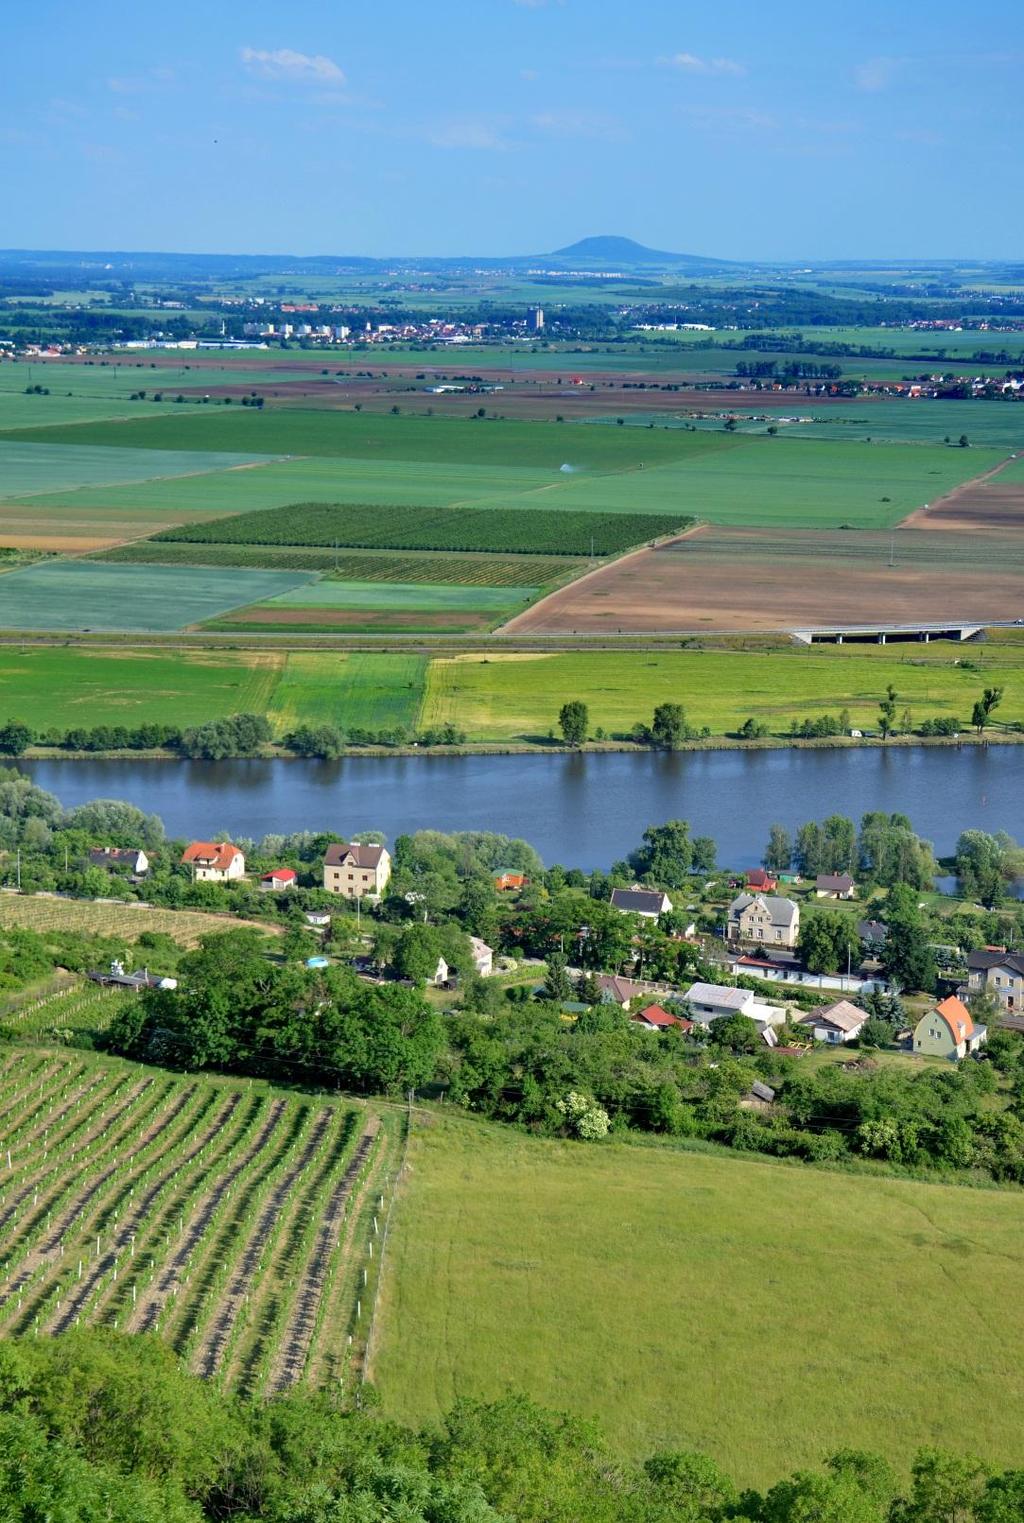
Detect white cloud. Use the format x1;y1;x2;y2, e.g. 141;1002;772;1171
663;51;746;77
678;104;777;133
529;109;623;140
240;47;346;86
426;118;511;150
854;56;895;92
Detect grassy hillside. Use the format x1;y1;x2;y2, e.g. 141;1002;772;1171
373;1113;1024;1487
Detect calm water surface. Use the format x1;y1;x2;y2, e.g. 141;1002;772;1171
16;746;1024;870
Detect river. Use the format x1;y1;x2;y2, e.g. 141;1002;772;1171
13;745;1023;871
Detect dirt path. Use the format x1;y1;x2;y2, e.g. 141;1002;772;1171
268;1119;380;1392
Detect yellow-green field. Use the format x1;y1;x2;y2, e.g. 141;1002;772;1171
420;642;1024;739
373;1114;1024;1487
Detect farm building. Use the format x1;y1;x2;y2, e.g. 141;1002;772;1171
323;842;392;900
796;999;867;1045
610;887;673;918
728;893;800;949
181;841;245;882
913;995;987;1061
815;873;856;900
260;868;297;892
88;846;149;877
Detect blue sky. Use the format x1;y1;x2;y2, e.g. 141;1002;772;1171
3;0;1022;259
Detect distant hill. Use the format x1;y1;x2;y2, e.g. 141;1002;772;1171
551;234;688;265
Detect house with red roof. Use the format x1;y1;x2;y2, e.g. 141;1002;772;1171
913;995;987;1061
746;868;778;893
260;868;297;892
181;841;245;882
630;1003;693;1033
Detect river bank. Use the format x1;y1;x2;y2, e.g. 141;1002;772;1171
13;743;1023;870
13;730;1024;764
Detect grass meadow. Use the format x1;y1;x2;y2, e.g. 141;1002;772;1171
373;1114;1024;1487
0;439;273;500
265;651;428;731
0;560;313;632
421;643;1024;739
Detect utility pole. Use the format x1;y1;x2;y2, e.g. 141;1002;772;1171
16;850;20;892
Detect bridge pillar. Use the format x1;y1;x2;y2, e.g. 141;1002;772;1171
878;633;886;644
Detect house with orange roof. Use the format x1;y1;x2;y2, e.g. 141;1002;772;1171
630;1003;693;1034
913;995;987;1062
181;841;246;882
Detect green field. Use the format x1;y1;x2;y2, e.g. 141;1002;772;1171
0;561;314;633
97;542;582;584
421;643;1024;739
374;1115;1024;1486
0;647;282;730
0;440;275;500
257;580;532;612
156;501;684;553
265;650;427;730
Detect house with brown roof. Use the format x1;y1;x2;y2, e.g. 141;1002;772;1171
181;841;245;882
88;846;149;877
630;1003;693;1033
913;995;987;1061
795;998;866;1045
323;842;391;900
815;873;856;900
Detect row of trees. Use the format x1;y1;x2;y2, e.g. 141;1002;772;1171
763;811;936;888
0;714;469;759
560;701;707;750
0;1331;1020;1523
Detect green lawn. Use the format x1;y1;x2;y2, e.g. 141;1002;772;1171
421;644;1024;740
0;560;313;632
266;650;427;730
373;1114;1024;1487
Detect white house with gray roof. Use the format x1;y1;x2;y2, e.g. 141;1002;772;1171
728;892;800;949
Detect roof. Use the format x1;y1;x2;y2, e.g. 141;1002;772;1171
730;893;798;926
749;1081;776;1103
469;936;493;957
610;888;670;915
967;948;1024;975
88;846;144;865
181;841;242;870
933;994;976;1043
596;973;647;1004
684;982;752;1011
857;919;888;943
747;868;777;888
800;999;865;1034
816;873;855;892
631;1003;691;1030
324;842;387;869
261;868;297;882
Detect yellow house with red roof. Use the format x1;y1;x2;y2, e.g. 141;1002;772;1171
913;995;987;1062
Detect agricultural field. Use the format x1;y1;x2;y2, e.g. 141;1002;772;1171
0;1045;397;1395
0;895;279;947
155;502;685;554
265;651;428;732
0;647;283;731
212;580;537;635
0;560;314;633
98;542;583;584
373;1113;1024;1486
775;400;1024;449
420;641;1024;739
0;440;273;500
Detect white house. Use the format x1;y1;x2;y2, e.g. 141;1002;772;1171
728;893;800;948
796;998;867;1045
725;951;890;997
610;887;673;919
683;981;788;1035
469;937;494;977
430;956;450;987
323;842;392;900
181;841;245;882
88;846;149;877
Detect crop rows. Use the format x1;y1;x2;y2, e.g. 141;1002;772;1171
0;893;273;947
99;541;583;585
5;984;131;1040
0;1054;392;1392
156;501;690;556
